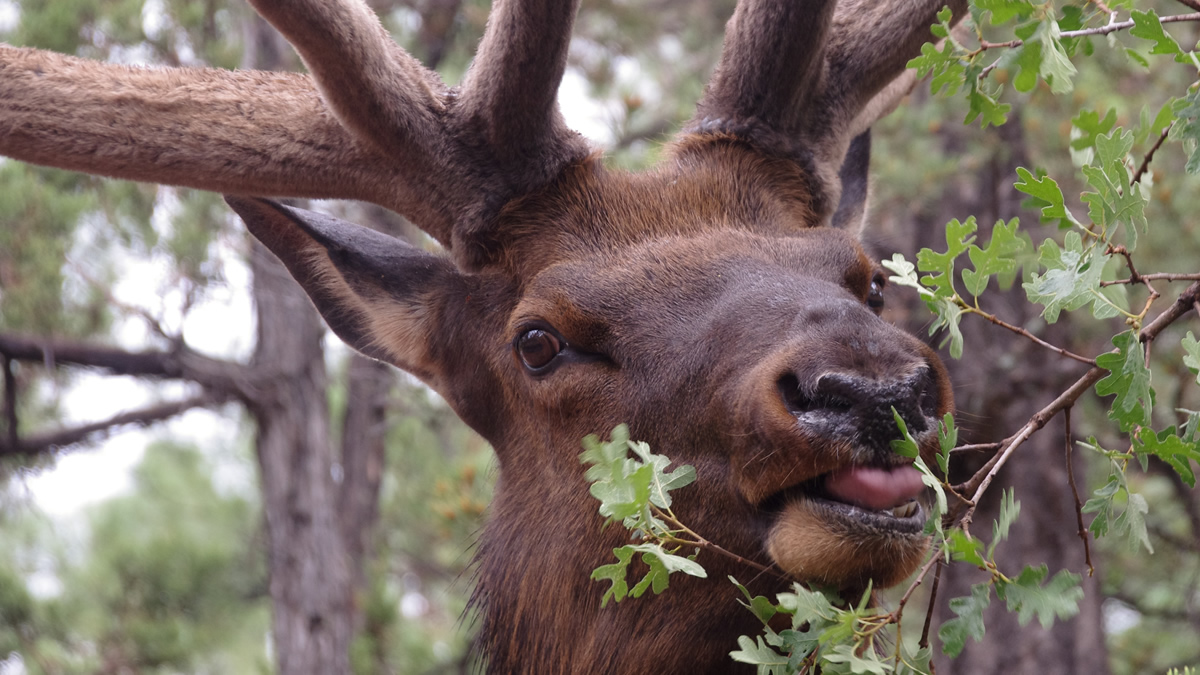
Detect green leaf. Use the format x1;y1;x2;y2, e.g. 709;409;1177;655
883;254;925;295
977;0;1035;24
1080;130;1147;251
580;425;695;531
1022;232;1110;323
937;413;957;478
776;582;840;628
947;529;986;567
1134;99;1176;147
1095;331;1154;431
1010;39;1043;93
731;577;779;626
997;565;1083;628
918;217;977;297
1071;108;1117;153
891;407;920;458
939;583;991;657
1113;492;1152;553
823;643;889;675
1136;427;1200;488
591;546;635;607
963;218;1026;297
1014;168;1079;227
730;635;790;672
1082;469;1122;538
1183;332;1200;385
989;488;1020;559
896;644;934;675
1130;10;1183;56
1035;18;1077;94
965;78;1011;128
1172;91;1200;174
909;40;966;96
627;543;707;598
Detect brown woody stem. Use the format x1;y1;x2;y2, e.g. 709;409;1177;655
1064;407;1095;576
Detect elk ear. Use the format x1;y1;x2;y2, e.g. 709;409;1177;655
830;130;871;232
224;197;462;388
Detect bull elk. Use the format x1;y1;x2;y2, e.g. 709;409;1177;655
1;0;964;671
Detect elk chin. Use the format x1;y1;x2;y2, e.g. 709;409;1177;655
766;497;930;591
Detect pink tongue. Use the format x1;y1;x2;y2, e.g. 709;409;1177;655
823;466;925;511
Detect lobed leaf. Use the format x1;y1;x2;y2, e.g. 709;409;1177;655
1022;232;1109;323
1172;91;1200;174
1183;332;1200;385
997;565;1083;628
963;218;1026;297
1095;331;1154;431
1136;427;1200;488
939;583;991;657
1129;10;1183;56
1013;167;1079;228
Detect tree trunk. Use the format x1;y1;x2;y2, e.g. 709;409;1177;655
248;241;355;674
241;17;389;674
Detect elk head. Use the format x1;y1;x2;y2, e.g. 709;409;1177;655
0;0;962;670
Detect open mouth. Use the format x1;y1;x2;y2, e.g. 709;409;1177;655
762;463;928;533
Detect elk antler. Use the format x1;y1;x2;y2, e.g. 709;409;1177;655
688;0;967;220
0;0;590;261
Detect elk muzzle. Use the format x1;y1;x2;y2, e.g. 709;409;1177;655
733;317;951;591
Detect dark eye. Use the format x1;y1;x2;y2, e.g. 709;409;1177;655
868;273;885;313
516;328;563;371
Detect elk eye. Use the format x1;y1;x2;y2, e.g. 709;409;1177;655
516;328;563;371
868;274;886;313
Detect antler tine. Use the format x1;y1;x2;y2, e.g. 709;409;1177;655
0;46;459;234
458;0;591;189
690;0;837;139
245;0;449;163
822;0;969;131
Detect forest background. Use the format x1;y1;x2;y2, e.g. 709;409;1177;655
0;0;1198;673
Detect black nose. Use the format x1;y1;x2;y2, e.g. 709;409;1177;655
778;369;939;450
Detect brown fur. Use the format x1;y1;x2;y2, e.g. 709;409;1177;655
0;0;969;671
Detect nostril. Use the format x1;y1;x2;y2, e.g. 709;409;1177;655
778;373;857;417
914;369;940;419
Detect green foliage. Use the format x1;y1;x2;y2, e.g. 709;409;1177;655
1175;89;1200;175
996;565;1084;628
1095;331;1154;431
0;442;270;673
938;583;991;658
581;425;705;606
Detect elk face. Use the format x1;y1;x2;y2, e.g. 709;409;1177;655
499;214;952;593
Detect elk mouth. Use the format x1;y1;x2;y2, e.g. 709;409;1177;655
758;463;932;589
761;463;928;533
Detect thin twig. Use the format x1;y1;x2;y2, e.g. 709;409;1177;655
1132;122;1176;186
1107;244;1142;285
894;549;944;614
967;307;1097;365
1064;407;1094;576
1175;0;1200;12
1141;281;1200;342
976;12;1200;51
920;558;945;651
951;442;1003;454
955;367;1107;510
952;282;1200;525
1102;272;1200;286
3;354;16;450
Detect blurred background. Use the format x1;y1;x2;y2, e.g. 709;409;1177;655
1;0;1198;673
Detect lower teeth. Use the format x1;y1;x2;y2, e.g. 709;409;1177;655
890;501;918;518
